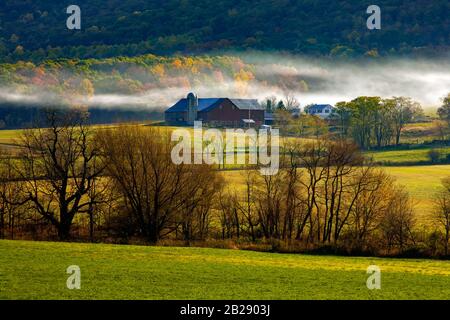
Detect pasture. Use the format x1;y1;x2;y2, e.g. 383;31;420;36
387;165;450;224
366;146;450;165
0;240;449;300
222;165;450;228
0;126;448;227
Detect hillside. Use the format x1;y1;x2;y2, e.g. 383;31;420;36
0;54;261;127
1;0;449;62
1;240;450;299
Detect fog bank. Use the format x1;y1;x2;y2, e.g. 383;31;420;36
1;54;449;110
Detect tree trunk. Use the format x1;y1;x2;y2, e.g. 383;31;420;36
0;209;4;239
234;209;240;239
445;227;449;256
89;209;94;243
10;213;14;240
148;223;159;244
58;222;71;240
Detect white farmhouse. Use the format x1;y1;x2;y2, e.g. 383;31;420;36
304;104;335;119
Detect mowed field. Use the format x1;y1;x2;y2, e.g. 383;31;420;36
387;165;450;224
1;240;450;300
367;147;450;165
223;165;450;228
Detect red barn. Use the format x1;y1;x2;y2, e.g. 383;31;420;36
165;93;265;127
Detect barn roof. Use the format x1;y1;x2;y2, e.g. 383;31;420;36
165;98;263;113
165;98;220;113
228;99;263;110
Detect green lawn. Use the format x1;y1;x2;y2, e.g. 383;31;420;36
386;165;450;226
0;129;22;145
1;240;449;300
366;147;450;165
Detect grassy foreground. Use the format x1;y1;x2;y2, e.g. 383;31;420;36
1;240;449;300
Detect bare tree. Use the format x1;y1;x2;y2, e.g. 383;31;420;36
255;172;284;239
380;186;416;253
84;171;115;242
434;177;450;255
279;139;305;241
295;139;328;242
0;153;28;239
234;169;259;241
284;92;300;110
7;109;105;240
180;170;223;243
349;170;392;247
98;125;222;243
263;96;278;112
320;139;363;243
218;188;239;240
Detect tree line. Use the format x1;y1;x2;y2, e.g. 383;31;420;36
333;96;424;149
0;109;449;257
269;94;450;151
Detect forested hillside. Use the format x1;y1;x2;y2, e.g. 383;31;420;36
0;54;263;127
1;0;449;62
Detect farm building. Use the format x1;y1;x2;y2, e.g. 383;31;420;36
304;104;335;119
165;93;265;127
264;112;275;125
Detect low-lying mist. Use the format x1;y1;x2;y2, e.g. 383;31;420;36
0;53;449;111
241;53;450;108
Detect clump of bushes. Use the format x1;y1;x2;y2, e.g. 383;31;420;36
428;149;441;163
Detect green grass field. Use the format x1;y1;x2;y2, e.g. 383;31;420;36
366;147;450;165
0;129;22;145
222;165;450;228
386;165;450;224
1;240;449;300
